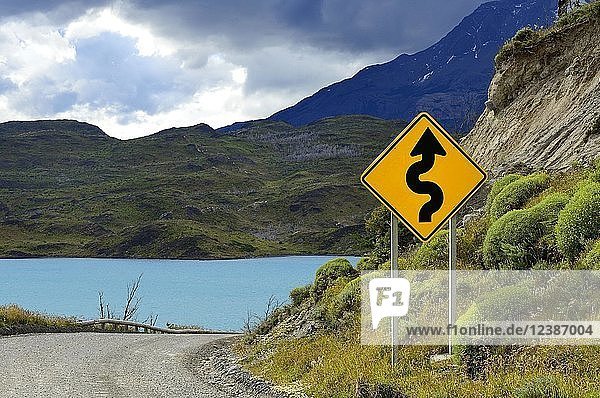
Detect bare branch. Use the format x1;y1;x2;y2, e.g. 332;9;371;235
243;295;282;336
123;274;143;321
143;313;158;327
98;291;105;319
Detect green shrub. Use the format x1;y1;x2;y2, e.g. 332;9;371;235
486;174;522;213
495;27;541;67
377;260;391;271
316;276;356;329
312;258;357;300
513;26;539;44
458;282;535;328
577;240;600;270
290;284;312;306
458;216;491;269
364;205;390;266
335;277;361;313
514;375;566;398
458;345;494;379
555;182;600;261
364;205;415;266
322;277;363;328
556;0;600;28
489;172;550;219
356;257;377;271
483;193;568;269
412;230;448;269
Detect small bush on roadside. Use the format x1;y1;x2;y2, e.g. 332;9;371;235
458;216;491;268
364;205;390;266
312;258;358;300
555;182;600;261
514;375;566;398
412;230;448;269
488;172;550;219
483;193;568;268
335;277;362;315
290;284;312;306
316;277;363;330
459;283;535;327
377;260;391;271
486;174;521;213
458;345;494;379
316;276;356;329
577;240;600;270
364;205;415;267
356;257;368;270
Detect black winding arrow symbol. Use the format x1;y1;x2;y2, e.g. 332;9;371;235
406;127;446;223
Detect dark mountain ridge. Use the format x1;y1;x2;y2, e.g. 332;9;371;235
268;0;557;133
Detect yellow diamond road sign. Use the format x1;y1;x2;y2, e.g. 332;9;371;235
361;112;486;242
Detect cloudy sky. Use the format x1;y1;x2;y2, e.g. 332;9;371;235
0;0;486;139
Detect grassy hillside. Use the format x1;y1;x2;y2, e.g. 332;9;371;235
0;116;405;259
239;161;600;397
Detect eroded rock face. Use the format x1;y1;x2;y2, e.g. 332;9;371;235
462;17;600;176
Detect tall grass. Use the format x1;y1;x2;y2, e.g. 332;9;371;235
0;304;75;328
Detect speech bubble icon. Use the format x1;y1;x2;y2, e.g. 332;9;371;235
369;278;411;330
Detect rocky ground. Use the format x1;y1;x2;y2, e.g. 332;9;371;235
188;337;307;398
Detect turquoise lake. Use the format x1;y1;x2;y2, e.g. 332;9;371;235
0;256;358;331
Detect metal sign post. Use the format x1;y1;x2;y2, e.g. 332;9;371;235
390;213;399;366
361;112;486;364
448;215;457;355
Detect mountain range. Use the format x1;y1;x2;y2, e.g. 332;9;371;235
267;0;557;133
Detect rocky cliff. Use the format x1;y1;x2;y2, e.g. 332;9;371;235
463;4;600;175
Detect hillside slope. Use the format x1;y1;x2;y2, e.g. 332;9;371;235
0;116;404;259
463;4;600;173
269;0;557;133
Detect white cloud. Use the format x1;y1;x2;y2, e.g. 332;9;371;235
54;84;256;139
0;17;75;87
0;3;398;139
65;7;177;57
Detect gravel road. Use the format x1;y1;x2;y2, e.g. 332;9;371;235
0;333;292;398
